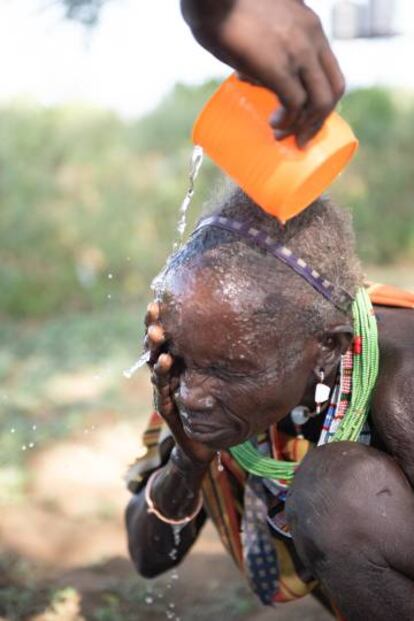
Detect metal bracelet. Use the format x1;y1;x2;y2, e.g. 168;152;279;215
145;469;203;526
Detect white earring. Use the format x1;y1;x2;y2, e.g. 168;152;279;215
315;369;330;415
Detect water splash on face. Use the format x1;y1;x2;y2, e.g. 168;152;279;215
173;146;203;251
127;148;204;380
122;350;150;379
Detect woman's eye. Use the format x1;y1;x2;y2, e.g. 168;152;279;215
172;355;186;374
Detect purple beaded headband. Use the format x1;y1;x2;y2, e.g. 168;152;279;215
192;215;354;314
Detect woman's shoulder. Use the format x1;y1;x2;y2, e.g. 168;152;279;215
370;306;414;482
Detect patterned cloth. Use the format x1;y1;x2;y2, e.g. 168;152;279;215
242;475;280;604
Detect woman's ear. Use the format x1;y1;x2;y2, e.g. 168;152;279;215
316;324;354;371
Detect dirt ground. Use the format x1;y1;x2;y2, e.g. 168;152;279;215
0;413;331;621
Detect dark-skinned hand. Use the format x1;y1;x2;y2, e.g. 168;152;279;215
181;0;345;147
145;301;216;467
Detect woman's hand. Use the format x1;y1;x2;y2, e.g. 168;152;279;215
145;302;216;468
181;0;345;147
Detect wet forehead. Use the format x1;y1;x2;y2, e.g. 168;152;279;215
160;264;268;362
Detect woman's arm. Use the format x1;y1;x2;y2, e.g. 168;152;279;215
126;302;215;577
126;447;208;577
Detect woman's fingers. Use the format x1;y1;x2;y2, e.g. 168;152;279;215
144;301;160;327
152;353;177;419
154;353;173;377
147;323;164;344
144;301;164;364
145;322;166;365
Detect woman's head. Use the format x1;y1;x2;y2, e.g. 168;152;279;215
154;187;362;449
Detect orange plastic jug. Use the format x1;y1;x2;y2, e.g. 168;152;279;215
192;74;358;223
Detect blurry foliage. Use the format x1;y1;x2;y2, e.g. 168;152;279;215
0;306;149;491
333;88;414;263
0;81;220;318
0;83;413;319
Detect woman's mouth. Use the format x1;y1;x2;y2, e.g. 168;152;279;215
182;424;237;447
179;408;245;448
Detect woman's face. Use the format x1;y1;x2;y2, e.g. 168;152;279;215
159;262;319;450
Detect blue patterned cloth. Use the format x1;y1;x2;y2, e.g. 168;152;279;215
242;475;279;605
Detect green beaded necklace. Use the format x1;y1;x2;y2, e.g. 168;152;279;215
229;287;379;484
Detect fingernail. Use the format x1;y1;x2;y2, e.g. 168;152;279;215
274;129;289;141
269;108;285;128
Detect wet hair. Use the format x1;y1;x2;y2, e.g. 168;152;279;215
161;184;363;339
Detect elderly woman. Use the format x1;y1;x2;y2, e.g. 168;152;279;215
126;188;414;620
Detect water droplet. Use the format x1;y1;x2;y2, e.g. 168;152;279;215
22;445;27;451
171;571;179;580
28;442;35;449
217;451;224;473
10;428;15;434
172;524;182;547
173;146;203;250
108;273;113;279
32;425;37;431
169;548;178;560
145;596;154;605
169;603;175;609
107;294;112;299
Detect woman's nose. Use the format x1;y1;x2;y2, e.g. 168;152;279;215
176;377;216;413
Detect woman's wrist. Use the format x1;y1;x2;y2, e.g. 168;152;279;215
170;445;211;480
145;469;203;525
180;0;234;30
149;451;208;521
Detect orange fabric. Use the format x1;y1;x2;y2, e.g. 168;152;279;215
367;282;414;309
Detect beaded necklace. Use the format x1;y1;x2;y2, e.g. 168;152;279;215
229;287;379;485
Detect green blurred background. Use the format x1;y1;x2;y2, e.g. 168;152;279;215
2;83;414;321
1;81;414;620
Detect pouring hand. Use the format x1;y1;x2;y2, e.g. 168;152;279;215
181;0;345;147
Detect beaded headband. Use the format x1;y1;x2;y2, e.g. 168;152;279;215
192;215;354;314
